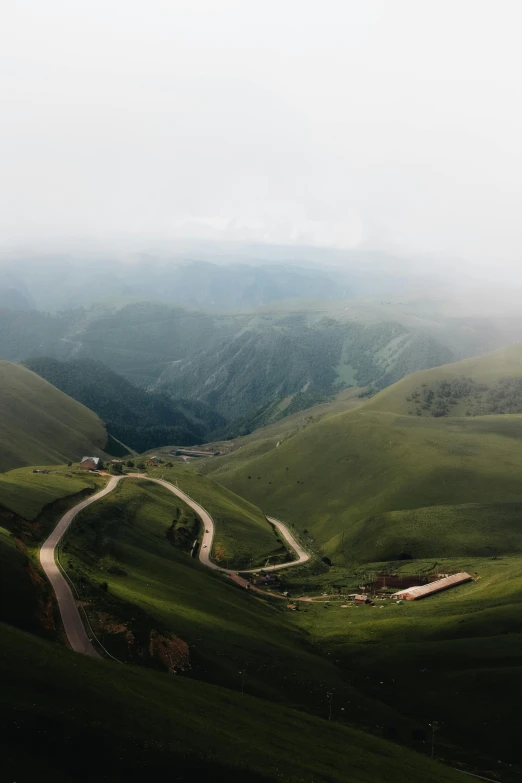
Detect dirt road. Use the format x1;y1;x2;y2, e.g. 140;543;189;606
40;473;309;656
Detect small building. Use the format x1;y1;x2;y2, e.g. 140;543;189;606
172;449;216;458
79;456;103;471
353;594;371;604
391;572;472;601
252;574;279;586
146;456;163;465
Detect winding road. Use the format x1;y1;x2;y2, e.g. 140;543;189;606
39;473;309;658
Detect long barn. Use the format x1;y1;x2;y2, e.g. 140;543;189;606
391;572;472;601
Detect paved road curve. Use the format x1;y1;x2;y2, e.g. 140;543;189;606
40;473;309;656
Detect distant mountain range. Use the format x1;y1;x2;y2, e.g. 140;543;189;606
4;295;522;439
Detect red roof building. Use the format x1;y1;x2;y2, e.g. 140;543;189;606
391;572;472;601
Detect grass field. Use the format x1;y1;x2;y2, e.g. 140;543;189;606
0;526;43;634
200;346;522;563
61;478;413;732
0;622;463;783
142;463;285;567
0;465;102;521
200;408;522;560
286;554;522;777
0;361;109;471
347;501;522;561
366;343;522;416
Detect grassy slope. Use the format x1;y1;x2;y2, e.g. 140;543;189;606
201;408;522;558
0;526;39;633
288;554;522;776
0;361;109;472
365;342;522;416
0;465;100;521
64;479;409;727
0;623;461;783
200;346;522;561
351;501;522;561
143;463;284;568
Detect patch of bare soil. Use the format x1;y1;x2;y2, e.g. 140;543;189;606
149;630;190;674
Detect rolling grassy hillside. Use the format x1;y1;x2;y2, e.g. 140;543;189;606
0;361;110;472
285;554;522;777
365;343;522;416
0;527;41;634
142;464;286;567
200;346;522;562
2;466;463;776
62;478;369;714
0;465;101;520
0;622;462;783
0;466;106;639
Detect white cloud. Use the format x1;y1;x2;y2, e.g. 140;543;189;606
1;0;522;269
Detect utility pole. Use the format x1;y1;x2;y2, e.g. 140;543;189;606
430;721;440;759
327;691;333;722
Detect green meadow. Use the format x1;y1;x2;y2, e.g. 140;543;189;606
0;465;101;521
0;621;463;783
61;478;413;736
200;346;522;563
143;463;284;568
287;554;522;777
0;360;109;471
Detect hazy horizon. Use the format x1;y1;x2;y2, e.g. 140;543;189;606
3;1;522;274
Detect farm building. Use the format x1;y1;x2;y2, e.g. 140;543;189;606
353;594;371;604
146;456;163;465
79;456;103;471
173;448;219;458
391;572;472;601
252;573;279;587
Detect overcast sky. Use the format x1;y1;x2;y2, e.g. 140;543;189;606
2;0;522;268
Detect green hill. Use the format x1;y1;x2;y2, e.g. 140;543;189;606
365;343;522;416
0;465;103;520
5;297;522;436
0;622;461;783
200;345;522;562
0;362;111;472
1;468;465;780
24;356;225;452
142;464;289;568
283;552;522;775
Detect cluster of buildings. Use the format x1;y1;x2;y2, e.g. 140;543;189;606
79;456;103;471
346;572;473;605
251;573;280;588
390;572;472;601
78;454;166;471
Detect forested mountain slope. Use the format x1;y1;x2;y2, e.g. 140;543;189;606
0;362;110;471
24;357;224;451
4;298;522;436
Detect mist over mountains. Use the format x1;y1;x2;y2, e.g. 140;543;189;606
0;246;413;312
